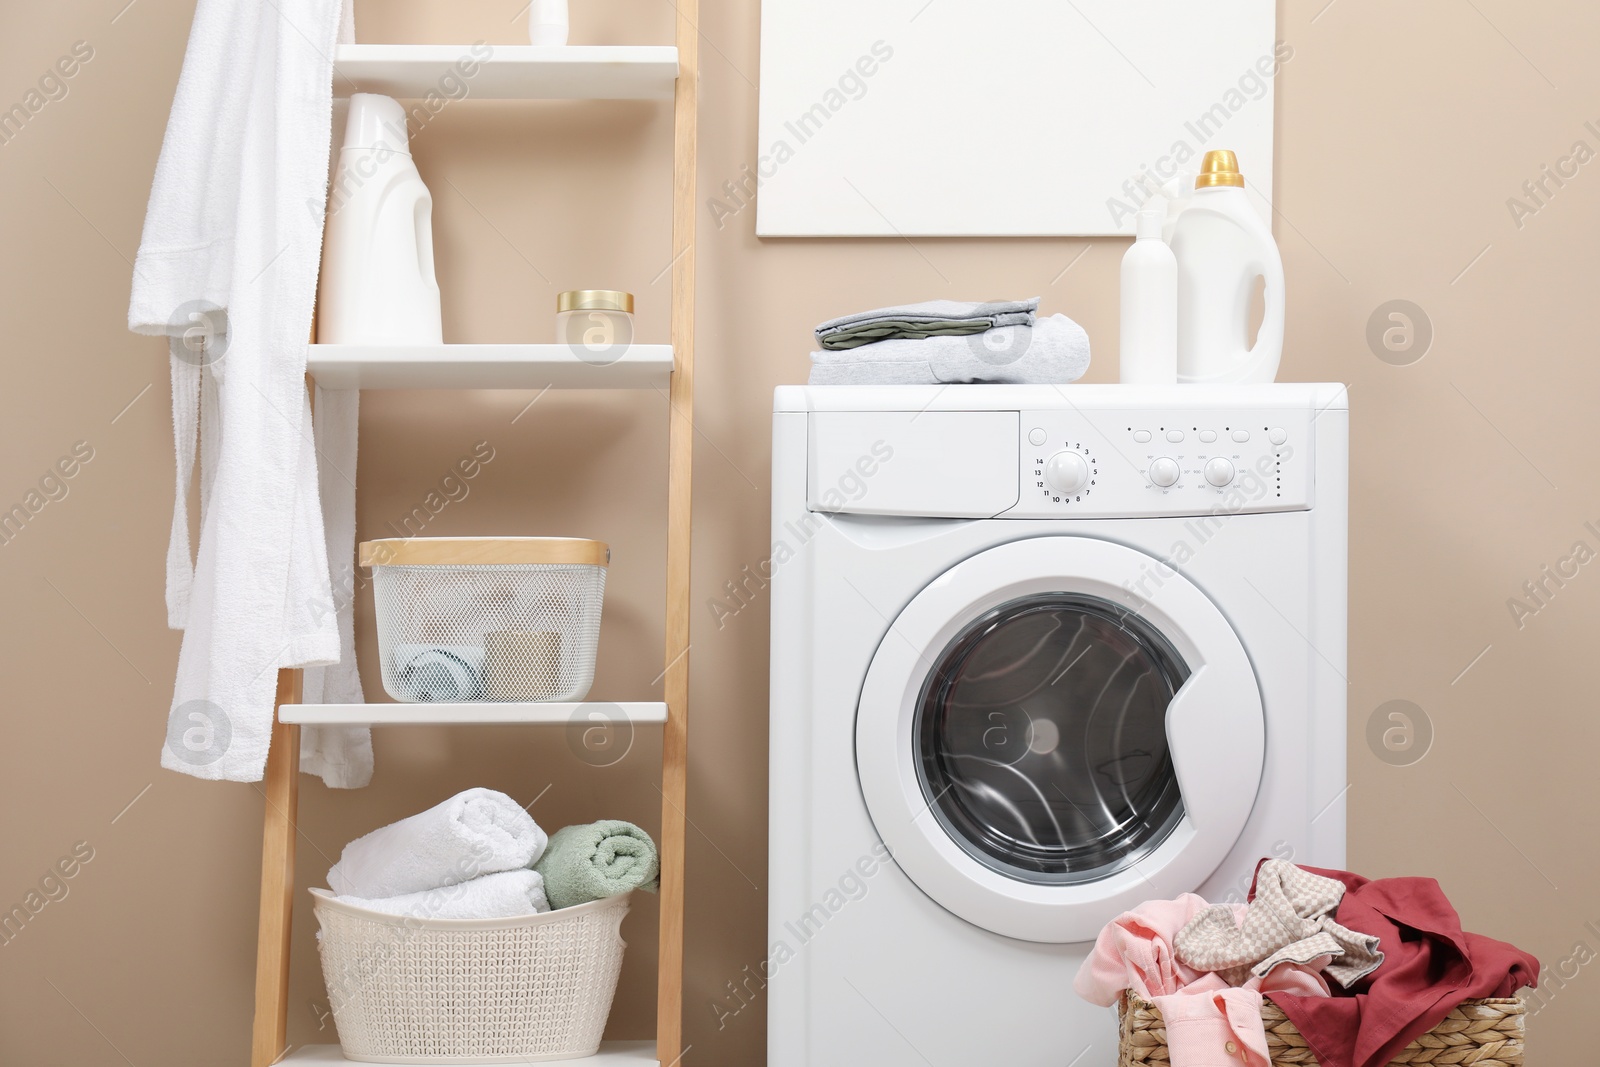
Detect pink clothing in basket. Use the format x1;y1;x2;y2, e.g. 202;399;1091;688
1075;893;1332;1067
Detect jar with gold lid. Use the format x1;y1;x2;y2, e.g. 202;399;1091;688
556;289;634;366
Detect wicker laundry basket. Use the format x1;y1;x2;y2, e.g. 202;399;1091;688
1117;992;1525;1067
312;888;631;1063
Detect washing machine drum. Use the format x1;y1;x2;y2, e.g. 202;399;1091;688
855;536;1264;944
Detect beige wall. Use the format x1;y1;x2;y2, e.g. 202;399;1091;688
2;0;1597;1063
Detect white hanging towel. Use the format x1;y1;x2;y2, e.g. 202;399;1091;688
128;0;371;786
301;384;372;787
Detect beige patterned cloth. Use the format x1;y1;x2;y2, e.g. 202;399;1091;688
1176;861;1384;988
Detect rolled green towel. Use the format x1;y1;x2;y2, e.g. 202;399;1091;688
533;820;660;909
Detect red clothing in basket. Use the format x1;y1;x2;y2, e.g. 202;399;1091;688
1257;865;1539;1067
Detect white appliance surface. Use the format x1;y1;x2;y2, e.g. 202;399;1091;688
769;383;1347;1067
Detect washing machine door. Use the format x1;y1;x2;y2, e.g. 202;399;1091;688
856;536;1264;944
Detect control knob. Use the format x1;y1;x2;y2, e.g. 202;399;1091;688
1204;457;1235;487
1149;457;1181;487
1045;451;1090;495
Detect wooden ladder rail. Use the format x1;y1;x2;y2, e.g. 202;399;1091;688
658;0;698;1062
252;668;302;1067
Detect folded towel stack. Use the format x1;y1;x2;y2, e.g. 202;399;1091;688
815;298;1039;350
535;820;660;910
327;788;550;920
324;791;661;920
808;298;1092;386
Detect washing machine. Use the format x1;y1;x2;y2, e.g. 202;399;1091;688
768;383;1348;1067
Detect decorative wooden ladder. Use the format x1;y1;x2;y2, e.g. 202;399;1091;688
246;11;697;1066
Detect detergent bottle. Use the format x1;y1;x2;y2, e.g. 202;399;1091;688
318;94;443;344
1119;203;1177;384
1171;150;1284;383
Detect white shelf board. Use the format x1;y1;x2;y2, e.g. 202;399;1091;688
334;44;678;101
280;702;667;726
284;1041;658;1065
306;343;673;390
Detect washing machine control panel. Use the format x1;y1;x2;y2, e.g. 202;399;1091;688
1004;408;1314;519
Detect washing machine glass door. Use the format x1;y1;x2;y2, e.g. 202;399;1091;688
856;536;1264;944
916;592;1188;886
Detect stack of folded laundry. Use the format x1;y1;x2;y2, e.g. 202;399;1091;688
325;787;660;920
808;297;1092;385
1075;859;1540;1067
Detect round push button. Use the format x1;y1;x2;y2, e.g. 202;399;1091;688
1268;426;1288;445
1028;427;1048;446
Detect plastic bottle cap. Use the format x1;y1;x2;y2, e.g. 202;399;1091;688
1135;204;1165;240
343;93;411;154
1195;149;1244;189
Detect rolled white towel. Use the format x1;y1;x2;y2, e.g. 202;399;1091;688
327;787;548;898
337;869;550;920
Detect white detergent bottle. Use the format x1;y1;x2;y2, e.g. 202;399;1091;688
1159;168;1197;244
1119;203;1177;384
1171;149;1284;383
318;94;443;345
527;0;569;44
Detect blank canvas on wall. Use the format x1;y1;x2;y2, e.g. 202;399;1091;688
753;0;1280;237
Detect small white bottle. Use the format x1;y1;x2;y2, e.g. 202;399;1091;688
1119;203;1178;385
318;94;443;345
1171;149;1285;383
528;0;569;45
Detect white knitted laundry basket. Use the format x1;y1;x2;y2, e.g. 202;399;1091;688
361;537;609;704
311;888;631;1063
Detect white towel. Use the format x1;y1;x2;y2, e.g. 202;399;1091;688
298;7;371;787
129;0;348;783
299;385;372;788
327;788;548;899
337;869;551;920
808;313;1092;386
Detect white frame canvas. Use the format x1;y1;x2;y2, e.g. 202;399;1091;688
751;0;1280;237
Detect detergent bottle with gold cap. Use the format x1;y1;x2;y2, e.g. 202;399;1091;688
1172;149;1285;383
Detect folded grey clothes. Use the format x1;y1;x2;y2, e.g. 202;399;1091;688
808;313;1090;386
814;297;1038;351
1176;860;1385;988
335;869;550;920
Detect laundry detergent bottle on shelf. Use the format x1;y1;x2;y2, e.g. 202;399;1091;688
1171;149;1284;383
318;93;443;344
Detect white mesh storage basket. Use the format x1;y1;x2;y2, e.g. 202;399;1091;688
361;537;608;703
311;889;632;1063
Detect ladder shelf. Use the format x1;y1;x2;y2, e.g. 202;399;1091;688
249;11;697;1067
278;701;669;727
